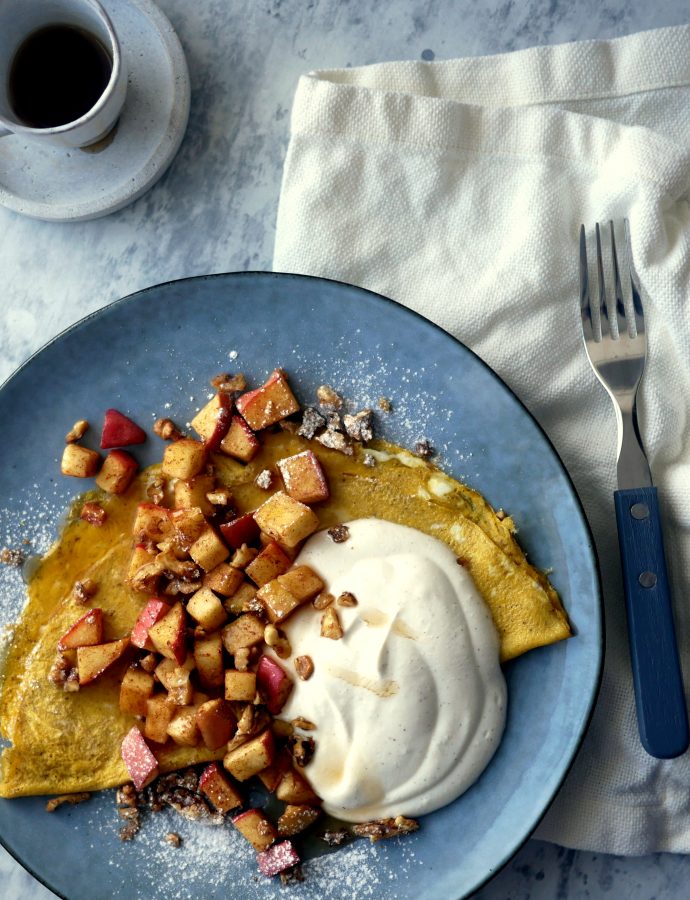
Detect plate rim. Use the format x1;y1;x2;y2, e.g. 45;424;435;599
0;270;605;899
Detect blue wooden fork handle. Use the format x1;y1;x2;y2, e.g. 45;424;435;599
614;486;689;759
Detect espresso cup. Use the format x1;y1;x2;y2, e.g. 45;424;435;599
0;0;126;148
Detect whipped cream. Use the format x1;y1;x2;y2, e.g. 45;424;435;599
279;518;507;822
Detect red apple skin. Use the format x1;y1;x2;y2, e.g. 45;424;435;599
101;409;147;449
57;607;104;651
220;513;260;549
257;840;300;877
256;655;293;714
205;394;233;451
130;598;171;650
121;726;159;790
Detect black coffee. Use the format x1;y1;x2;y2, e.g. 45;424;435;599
9;25;112;129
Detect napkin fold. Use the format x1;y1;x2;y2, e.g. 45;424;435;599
273;25;690;856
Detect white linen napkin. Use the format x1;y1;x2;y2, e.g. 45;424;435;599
273;25;690;856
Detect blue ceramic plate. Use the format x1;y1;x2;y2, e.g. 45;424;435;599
0;273;602;899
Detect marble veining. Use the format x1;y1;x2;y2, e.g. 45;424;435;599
2;1;690;898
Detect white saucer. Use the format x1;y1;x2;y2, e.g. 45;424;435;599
0;0;190;222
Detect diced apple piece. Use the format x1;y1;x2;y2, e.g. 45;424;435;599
126;543;158;587
101;409;146;449
257;752;291;792
224;669;257;702
203;562;244;597
276;767;320;805
132;503;172;542
224;729;275;781
145;693;176;744
191;393;233;449
155;658;193;705
189;525;229;572
119;666;155;716
245;541;292;588
277;805;321;837
257;840;300;877
61;444;100;478
219;415;261;462
58;608;104;650
121;726;159;790
219;514;260;549
221;614;265;655
187;587;227;631
277;450;329;504
253;492;319;549
196;698;236;750
173;473;215;516
277;566;324;603
256;655;293;714
199;762;243;814
77;637;129;685
161;438;207;480
95;449;139;494
256;580;301;625
194;631;224;689
169;506;207;546
130;598;171;650
232;808;278;852
224;581;257;616
235;370;300;431
148;602;187;664
167;706;201;747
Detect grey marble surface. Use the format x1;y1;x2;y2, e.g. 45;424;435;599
1;1;690;897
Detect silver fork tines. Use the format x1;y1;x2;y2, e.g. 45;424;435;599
579;220;651;489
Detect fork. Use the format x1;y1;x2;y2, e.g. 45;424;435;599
580;220;689;759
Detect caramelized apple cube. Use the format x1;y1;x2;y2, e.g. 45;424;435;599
121;726;159;790
256;580;301;625
220;415;260;462
257;752;291;792
126;543;158;587
191;394;232;447
224;729;275;781
169;506;207;546
277;566;325;603
167;706;201;746
245;541;292;587
256;655;293;714
194;631;224;689
253;492;319;549
95;450;138;494
203;562;244;597
221;614;265;655
148;602;187;664
189;525;229;572
224;581;258;616
235;370;300;431
277;805;320;837
277;450;329;504
132;503;172;542
155;658;193;705
130;598;171;650
232;808;278;852
61;444;100;478
173;474;215;516
198;762;243;814
145;693;176;744
219;513;260;549
101;409;146;449
119;666;155;716
224;669;257;702
187;587;227;631
257;840;300;876
276;767;320;805
77;637;129;685
161;438;207;480
196;698;236;749
58;608;104;650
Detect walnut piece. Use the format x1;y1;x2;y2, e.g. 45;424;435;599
0;547;25;566
343;409;374;442
164;832;182;847
254;469;274;490
72;578;98;604
315;429;353;455
337;591;358;607
153;417;182;441
352;815;419;842
378;396;392;412
363;452;377;467
210;372;246;393
45;792;90;812
312;591;334;611
320;607;344;640
291;717;316;731
414;438;434;459
289;735;315;768
146;474;166;505
297;407;326;439
65;419;89;443
206;488;233;507
295;655;314;681
316;384;342;409
327;524;350;544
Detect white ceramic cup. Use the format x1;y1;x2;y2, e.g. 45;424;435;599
0;0;126;148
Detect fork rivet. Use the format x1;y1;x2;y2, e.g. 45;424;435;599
638;571;657;589
630;503;649;520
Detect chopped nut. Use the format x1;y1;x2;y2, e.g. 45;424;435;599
280;866;305;886
63;670;80;692
210;372;246;393
312;591;334;611
343;409;374;442
295;655;314;681
316;384;342;409
65;419;89;443
153;417;182;441
254;469;273;490
72;578;98;604
352;815;419;842
0;547;25;566
273;636;292;659
48;653;79;691
234;648;250;671
139;652;158;673
45;792;90;812
363;452;376;467
206;488;233;506
378;396;392;412
264;624;280;646
496;508;507;521
327;524;350;544
320;607;343;640
119;806;141;841
231;544;258;569
164;832;182;847
456;557;470;569
320;829;352;847
116;784;138;808
292;717;316;731
337;591;358;607
298;407;326;439
414;438;434;459
289;735;315;767
315;429;353;455
325;411;343;432
146;474;166;505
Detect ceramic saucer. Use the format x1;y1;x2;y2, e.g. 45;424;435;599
0;0;190;222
